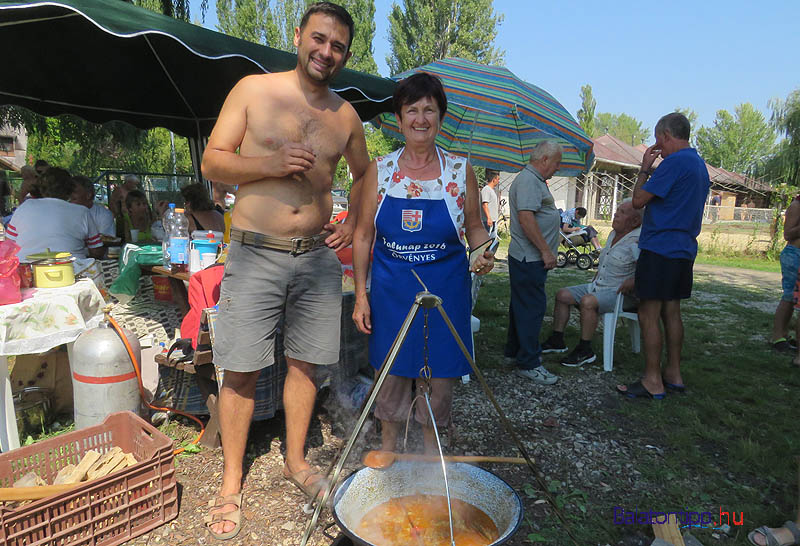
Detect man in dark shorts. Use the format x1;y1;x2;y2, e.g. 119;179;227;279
200;2;370;539
618;112;709;399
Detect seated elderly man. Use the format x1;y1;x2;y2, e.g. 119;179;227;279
541;199;643;366
7;167;103;259
71;175;116;236
561;206;601;250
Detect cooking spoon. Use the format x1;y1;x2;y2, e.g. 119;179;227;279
362;450;529;470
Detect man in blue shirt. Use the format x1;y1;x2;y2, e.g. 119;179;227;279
618;112;710;399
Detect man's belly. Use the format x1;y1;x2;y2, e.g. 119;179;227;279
231;178;333;237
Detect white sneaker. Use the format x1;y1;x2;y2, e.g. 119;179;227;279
515;366;559;385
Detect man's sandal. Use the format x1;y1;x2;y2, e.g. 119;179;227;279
748;521;800;546
616;380;666;400
204;492;243;541
283;467;330;500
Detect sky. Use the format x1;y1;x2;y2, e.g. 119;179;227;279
190;0;800;142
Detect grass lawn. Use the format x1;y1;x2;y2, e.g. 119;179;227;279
471;265;798;544
694;254;780;273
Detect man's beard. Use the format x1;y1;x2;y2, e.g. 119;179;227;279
301;55;338;84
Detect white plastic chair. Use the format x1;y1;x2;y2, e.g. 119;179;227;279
602;292;641;372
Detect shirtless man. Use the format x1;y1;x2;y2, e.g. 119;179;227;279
199;2;369;540
771;196;800;354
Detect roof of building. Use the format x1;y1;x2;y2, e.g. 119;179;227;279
592;135;771;193
592;134;644;169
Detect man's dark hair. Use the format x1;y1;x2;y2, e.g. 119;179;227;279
575;207;587;217
299;2;354;50
40;167;74;201
655;112;691;141
393;73;448;122
34;159;50;175
72;175;94;198
485;169;500;182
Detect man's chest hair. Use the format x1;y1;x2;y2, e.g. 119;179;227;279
248;100;349;162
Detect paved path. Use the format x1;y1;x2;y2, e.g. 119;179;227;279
693;263;779;290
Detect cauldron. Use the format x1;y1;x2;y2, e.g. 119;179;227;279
332;461;523;546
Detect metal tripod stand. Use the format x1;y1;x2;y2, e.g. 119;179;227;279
300;279;577;545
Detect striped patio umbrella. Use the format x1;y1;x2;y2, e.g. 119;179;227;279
374;58;594;175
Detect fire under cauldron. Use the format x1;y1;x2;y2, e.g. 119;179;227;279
331;461;523;546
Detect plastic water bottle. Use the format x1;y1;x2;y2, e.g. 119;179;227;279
169;208;190;273
162;203;176;266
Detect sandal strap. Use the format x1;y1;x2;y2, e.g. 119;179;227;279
203;510;241;526
755;526;786;546
784;521;800;544
207;492;243;508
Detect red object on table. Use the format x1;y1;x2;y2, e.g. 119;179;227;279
0;240;21;304
152;275;172;301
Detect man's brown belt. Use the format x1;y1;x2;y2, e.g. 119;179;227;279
229;228;327;255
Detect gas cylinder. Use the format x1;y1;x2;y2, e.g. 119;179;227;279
71;314;141;429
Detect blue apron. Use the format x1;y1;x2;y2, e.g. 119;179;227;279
369;148;472;378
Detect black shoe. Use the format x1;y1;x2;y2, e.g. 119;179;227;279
773;338;796;353
560;346;596;367
541;337;568;354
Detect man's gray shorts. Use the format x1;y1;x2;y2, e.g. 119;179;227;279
566;283;620;314
213;240;342;372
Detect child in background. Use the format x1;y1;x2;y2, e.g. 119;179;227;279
124;190;153;243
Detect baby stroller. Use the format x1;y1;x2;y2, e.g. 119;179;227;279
556;229;598;270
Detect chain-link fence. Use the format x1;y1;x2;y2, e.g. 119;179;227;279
95;171;197;208
703;206;773;224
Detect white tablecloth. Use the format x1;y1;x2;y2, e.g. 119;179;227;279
0;279;105;356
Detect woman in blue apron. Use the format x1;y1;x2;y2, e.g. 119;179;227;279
352;73;495;453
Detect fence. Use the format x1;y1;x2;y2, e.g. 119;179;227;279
94;171;198;208
703;205;772;224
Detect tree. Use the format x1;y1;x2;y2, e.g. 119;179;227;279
759;89;800;187
129;0;208;21
387;0;504;75
341;0;378;75
595;112;649;146
216;0;273;44
215;0;378;74
577;84;597;138
216;0;306;50
695;103;776;174
674;107;698;128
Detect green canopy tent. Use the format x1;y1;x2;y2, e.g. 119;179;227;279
0;0;396;181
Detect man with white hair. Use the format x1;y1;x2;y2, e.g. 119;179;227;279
541;200;643;367
505;140;563;385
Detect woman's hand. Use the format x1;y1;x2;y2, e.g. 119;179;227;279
352;295;372;334
471;250;495;275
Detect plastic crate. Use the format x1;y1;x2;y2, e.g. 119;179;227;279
0;411;177;546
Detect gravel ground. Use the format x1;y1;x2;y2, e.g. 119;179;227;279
124;357;653;546
123;255;776;546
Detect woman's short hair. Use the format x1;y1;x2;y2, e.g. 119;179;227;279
393;73;448;122
180;183;215;212
39;167;75;201
125;189;148;210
